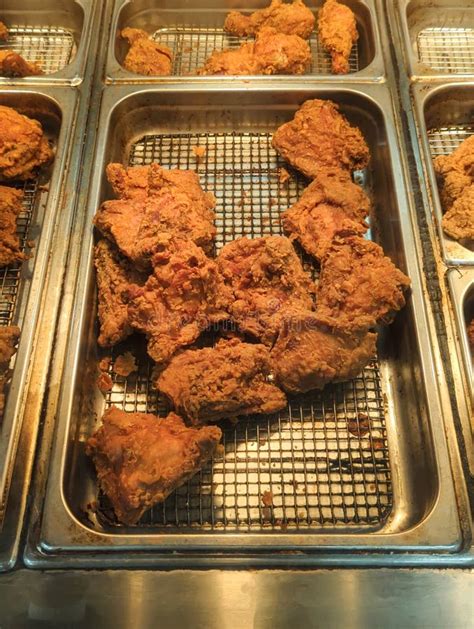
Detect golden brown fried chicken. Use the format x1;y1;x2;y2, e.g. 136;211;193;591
199;27;311;75
0;106;53;181
434;135;474;210
0;185;26;267
127;235;231;365
281;167;370;260
121;28;172;76
0;325;20;416
271;312;377;393
317;235;411;332
0;50;43;77
157;338;287;425
318;0;358;74
272;99;370;179
0;21;8;41
94;239;147;347
217;235;316;345
94;163;217;267
441;185;474;244
86;406;222;525
224;0;315;38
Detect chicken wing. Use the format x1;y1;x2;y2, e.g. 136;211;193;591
199;27;311;75
121;28;172;76
94;239;147;347
217;235;316;345
441;185;474;244
434;135;474;210
224;0;315;39
127;235;231;365
86;406;222;525
271;311;377;393
0;106;53;181
157;338;287;425
94;163;217;267
281;167;370;260
272;99;370;179
317;235;411;332
0;185;26;267
318;0;358;74
0;50;43;77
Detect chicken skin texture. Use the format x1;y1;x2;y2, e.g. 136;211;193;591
94;239;147;347
317;235;411;332
434;135;474;210
86;407;222;525
0;185;26;267
272;99;370;179
94;163;217;267
441;185;474;244
318;0;358;74
199;27;311;75
224;0;315;39
271;312;377;393
0;325;20;416
0;50;43;77
0;21;8;41
121;28;172;76
0;106;53;181
127;235;231;365
217;236;316;346
281;167;370;260
157;338;287;425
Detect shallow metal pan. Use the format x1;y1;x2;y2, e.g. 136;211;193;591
0;89;78;526
448;269;474;404
105;0;384;83
0;0;96;86
26;84;462;567
396;0;474;80
412;82;474;266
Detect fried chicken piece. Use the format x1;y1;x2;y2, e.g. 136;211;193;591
0;185;26;267
441;185;474;244
467;318;474;353
281;167;370;260
127;235;231;365
224;0;315;39
0;325;20;416
86;407;221;525
199;27;311;76
0;50;43;77
0;106;53;181
318;0;358;74
121;28;172;76
94;239;147;347
217;236;316;345
271;311;377;393
434;135;474;210
94;163;217;267
272;99;370;179
157;338;287;425
0;21;8;41
317;235;411;332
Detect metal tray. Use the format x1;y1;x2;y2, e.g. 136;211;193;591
105;0;384;83
0;88;78;523
396;0;474;80
412;82;474;265
28;84;461;567
448;268;474;403
0;0;96;86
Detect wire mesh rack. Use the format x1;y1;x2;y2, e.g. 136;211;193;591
0;25;75;75
427;123;474;160
417;27;474;73
97;130;393;532
151;26;360;75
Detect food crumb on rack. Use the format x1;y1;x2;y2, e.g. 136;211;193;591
192;145;206;158
347;413;370;438
96;371;113;393
113;351;137;377
278;167;291;185
262;490;273;507
98;356;111;372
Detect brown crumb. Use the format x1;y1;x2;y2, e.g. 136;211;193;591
97;372;113;393
279;167;290;185
372;438;385;450
26;240;35;248
347;413;370;438
98;356;111;373
113;351;137;377
192;146;206;158
262;490;273;507
215;443;225;458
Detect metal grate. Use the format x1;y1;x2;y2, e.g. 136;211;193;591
0;180;43;326
152;26;359;75
417;27;474;73
427;124;474;160
0;25;75;75
96;131;393;532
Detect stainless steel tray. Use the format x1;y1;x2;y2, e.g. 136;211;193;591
105;0;384;83
396;0;474;80
0;88;78;523
412;82;474;265
448;269;474;403
0;0;96;86
28;84;461;567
